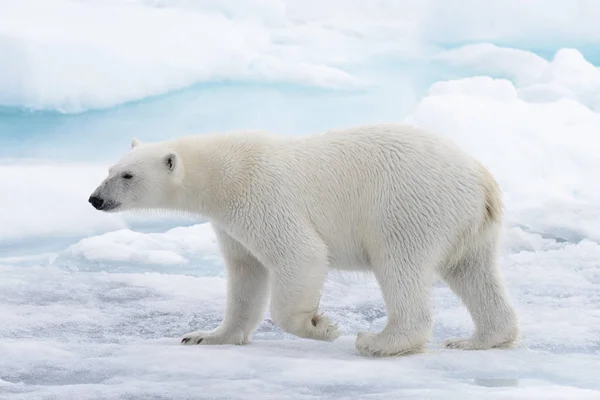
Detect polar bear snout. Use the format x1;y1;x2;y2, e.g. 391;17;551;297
88;192;121;212
88;195;105;210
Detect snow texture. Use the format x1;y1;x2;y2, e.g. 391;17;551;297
1;0;600;398
1;223;600;399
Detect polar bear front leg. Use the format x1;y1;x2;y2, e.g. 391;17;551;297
181;229;270;346
267;239;340;342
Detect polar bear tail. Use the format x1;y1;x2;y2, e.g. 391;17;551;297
479;163;503;226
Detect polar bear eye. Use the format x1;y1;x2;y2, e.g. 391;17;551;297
122;173;134;180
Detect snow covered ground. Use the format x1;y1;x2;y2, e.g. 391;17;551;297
1;1;600;399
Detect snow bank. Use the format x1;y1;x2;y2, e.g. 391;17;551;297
520;49;600;110
53;224;222;276
3;0;600;113
434;43;550;86
0;0;362;113
435;45;600;111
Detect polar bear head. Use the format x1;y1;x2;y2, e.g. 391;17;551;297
88;138;184;212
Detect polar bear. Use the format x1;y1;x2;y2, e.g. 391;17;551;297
88;123;519;356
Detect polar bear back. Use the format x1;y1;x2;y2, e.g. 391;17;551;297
266;124;490;266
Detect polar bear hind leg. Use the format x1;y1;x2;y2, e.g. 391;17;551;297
441;232;519;350
442;167;519;350
355;246;436;357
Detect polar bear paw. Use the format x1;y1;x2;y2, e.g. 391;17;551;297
355;331;425;357
444;335;517;350
273;312;341;342
307;314;341;341
444;325;519;350
180;328;247;346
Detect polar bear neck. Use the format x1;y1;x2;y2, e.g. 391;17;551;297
165;132;275;221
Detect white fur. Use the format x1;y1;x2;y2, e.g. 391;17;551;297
90;123;519;357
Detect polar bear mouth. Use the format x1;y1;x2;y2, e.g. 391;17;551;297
101;201;121;212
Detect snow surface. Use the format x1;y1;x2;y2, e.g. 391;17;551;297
2;0;600;399
1;223;600;399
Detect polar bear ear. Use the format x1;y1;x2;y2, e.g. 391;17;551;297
131;138;141;149
163;152;178;172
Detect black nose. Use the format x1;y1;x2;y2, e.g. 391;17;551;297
88;195;105;210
